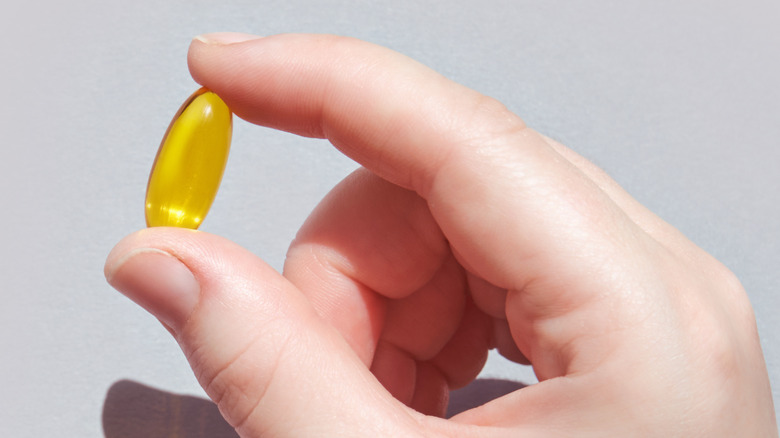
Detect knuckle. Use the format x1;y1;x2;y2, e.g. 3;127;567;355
464;93;528;144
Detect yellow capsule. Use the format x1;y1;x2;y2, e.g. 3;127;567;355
145;87;232;229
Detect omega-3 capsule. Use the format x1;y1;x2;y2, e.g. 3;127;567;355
145;87;232;229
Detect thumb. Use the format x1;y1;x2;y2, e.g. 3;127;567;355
104;228;422;437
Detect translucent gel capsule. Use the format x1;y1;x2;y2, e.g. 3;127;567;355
145;87;232;229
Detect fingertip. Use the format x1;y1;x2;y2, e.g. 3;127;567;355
193;32;264;46
104;229;209;332
104;228;211;294
188;32;265;81
188;34;248;89
104;228;154;281
106;246;200;333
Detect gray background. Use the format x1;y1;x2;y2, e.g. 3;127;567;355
1;0;778;436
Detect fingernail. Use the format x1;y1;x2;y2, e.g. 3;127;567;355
106;248;199;333
194;32;264;45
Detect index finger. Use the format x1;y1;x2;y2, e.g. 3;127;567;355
188;33;630;280
189;33;528;195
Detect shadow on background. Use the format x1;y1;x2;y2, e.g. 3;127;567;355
103;378;527;436
446;378;527;417
102;380;238;438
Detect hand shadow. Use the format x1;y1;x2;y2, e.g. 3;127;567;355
103;378;528;437
446;378;527;417
102;380;238;438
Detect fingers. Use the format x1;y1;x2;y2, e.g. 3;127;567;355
188;33;514;193
188;33;663;373
104;228;424;437
284;169;491;411
187;33;656;287
380;254;466;361
282;168;452;365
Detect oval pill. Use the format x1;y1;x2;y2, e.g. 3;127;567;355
145;87;232;229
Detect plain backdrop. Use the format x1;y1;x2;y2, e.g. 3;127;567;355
1;1;778;436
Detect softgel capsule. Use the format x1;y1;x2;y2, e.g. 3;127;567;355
145;87;232;229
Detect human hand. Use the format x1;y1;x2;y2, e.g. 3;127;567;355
105;33;777;437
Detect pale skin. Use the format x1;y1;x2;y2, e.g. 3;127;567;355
104;33;778;437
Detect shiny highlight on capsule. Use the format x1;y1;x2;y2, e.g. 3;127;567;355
145;87;232;229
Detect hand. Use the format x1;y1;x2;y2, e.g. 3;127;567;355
105;33;777;437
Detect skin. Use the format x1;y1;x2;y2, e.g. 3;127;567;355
104;33;778;437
